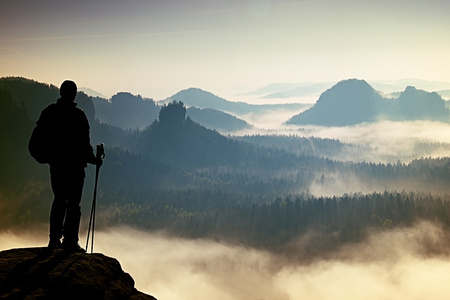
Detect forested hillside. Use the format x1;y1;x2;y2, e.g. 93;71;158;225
1;77;450;258
186;107;252;132
93;92;159;130
92;88;252;133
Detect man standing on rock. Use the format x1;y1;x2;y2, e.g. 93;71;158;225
31;80;102;252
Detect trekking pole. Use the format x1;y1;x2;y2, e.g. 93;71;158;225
86;143;105;253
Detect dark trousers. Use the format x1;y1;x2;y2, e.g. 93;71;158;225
49;165;85;244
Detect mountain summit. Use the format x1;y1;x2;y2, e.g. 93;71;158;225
286;79;450;126
0;247;156;299
286;79;386;126
165;87;309;115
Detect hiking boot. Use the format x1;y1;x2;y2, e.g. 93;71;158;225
48;239;61;249
62;242;86;253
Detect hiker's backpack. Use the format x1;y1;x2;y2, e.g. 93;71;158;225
28;125;50;164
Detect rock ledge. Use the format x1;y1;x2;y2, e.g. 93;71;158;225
0;247;156;299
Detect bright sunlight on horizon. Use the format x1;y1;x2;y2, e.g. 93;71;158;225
1;0;450;100
3;2;450;299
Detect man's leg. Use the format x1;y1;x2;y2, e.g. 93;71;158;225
62;168;85;247
49;198;66;244
49;166;67;247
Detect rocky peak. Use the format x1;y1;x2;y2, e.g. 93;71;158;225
0;247;156;300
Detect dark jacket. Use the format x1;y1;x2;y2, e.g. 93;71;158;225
36;98;96;168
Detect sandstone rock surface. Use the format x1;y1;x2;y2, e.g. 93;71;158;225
0;247;156;299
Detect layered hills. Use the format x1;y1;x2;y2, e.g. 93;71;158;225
93;92;159;130
92;88;253;132
164;87;309;115
287;79;450;126
0;77;253;133
2;76;450;264
3;77;447;131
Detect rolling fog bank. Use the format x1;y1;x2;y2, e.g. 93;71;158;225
2;222;450;300
233;119;450;164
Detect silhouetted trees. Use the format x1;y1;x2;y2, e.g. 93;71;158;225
3;77;450;258
0;89;43;187
158;100;186;127
96;188;450;258
92;92;159;130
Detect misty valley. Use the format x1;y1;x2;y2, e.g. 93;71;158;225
2;77;450;298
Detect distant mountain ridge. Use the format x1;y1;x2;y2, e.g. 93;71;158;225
164;87;309;115
243;79;450;100
0;77;95;123
186;107;252;132
2;77;448;131
262;83;332;99
93;92;159;130
79;87;106;98
93;92;252;132
0;78;251;133
240;82;332;100
287;79;450;126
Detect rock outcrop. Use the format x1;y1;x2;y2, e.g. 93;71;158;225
0;247;156;299
286;79;450;126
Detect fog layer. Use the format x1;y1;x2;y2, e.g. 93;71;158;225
235;119;450;163
2;222;450;300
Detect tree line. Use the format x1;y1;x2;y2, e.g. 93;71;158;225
96;188;450;259
2;78;450;259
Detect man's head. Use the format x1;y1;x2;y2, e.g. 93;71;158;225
60;80;77;100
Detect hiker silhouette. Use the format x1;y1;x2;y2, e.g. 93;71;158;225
32;80;102;252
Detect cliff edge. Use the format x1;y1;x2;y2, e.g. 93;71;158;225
0;247;156;299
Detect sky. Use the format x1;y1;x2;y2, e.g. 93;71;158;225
1;0;450;100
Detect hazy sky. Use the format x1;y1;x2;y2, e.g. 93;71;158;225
1;0;450;99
